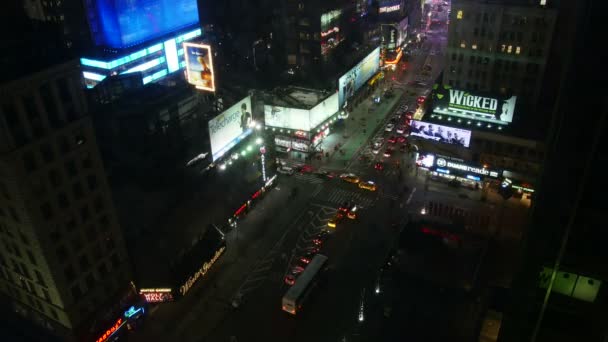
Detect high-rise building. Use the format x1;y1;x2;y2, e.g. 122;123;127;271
0;59;136;340
78;0;203;88
498;0;606;341
22;0;92;53
444;0;556;111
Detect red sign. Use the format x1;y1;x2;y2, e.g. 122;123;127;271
96;318;123;342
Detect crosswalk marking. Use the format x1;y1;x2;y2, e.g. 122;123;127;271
316;188;376;207
293;173;324;184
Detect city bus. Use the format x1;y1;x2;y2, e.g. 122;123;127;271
282;254;328;315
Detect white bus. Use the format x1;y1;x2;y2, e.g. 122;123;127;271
282;254;328;315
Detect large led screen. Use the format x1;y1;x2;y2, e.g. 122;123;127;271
431;84;517;125
264;106;310;131
184;43;216;91
338;47;380;107
409;120;472;148
88;0;199;48
209;96;253;161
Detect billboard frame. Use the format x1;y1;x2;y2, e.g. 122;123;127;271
183;42;216;92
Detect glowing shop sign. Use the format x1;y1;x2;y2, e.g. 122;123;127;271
95;318;124;342
435;158;500;178
379;4;400;13
179;246;226;296
261;152;267;181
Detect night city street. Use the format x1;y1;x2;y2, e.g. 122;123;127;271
0;1;604;342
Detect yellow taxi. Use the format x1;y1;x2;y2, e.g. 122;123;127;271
327;212;345;228
340;173;360;184
358;180;377;192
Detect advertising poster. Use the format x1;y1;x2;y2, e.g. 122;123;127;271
183;42;215;92
309;92;339;129
264;106;310;131
431;84;517;124
208;96;253;161
338;47;380;107
409;120;472;148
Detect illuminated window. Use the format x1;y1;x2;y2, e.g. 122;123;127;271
298;3;304;10
472;44;477;50
457;10;464;19
516;46;521;54
540;0;546;5
460;41;466;48
501;44;506;52
507;45;513;53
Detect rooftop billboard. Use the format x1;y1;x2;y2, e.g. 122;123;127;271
209;96;253;161
431;84;517;125
409;120;472;148
338;47;380;108
264;92;339;131
183;43;216;92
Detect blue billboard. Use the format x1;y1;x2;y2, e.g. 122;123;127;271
88;0;199;48
338;47;380;108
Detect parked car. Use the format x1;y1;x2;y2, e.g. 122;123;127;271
385;123;395;132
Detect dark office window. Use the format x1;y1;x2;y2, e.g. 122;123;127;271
71;235;83;253
87;175;98;191
82;153;93;169
72;182;84;200
35;270;46;286
56;246;68;260
24;97;45;138
85;273;95;290
40;83;63;128
65;160;78;178
9;207;20;222
57;192;69;209
80;205;90;223
58;135;70;154
110;253;120;268
27;250;37;265
93;195;105;213
65;217;76;232
23;152;37;173
40;144;55;163
3;102;28;146
49;169;63;187
79;254;90;270
70;284;82;299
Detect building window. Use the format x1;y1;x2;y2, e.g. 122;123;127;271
23;152;38;173
40;144;55;163
72;182;84;200
457;10;463;19
87;175;98;191
472;44;477;50
516;46;521;54
49;169;63;187
507;45;513;53
27;251;37;265
82;153;93;169
79;254;90;270
460;40;466;48
298;3;304;10
70;284;82;299
80;205;91;223
94;195;105;213
56;246;68;260
35;270;46;286
65;160;78;178
57;192;69;208
501;44;506;53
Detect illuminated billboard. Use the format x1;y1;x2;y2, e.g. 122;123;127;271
409;120;472;148
87;0;199;48
184;42;216;91
140;288;174;303
209;96;253;161
431;84;517;125
434;156;501;178
264;92;339;131
338;47;381;107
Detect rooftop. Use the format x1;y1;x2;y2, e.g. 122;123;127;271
266;86;334;109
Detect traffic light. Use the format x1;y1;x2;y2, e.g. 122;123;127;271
499;178;514;200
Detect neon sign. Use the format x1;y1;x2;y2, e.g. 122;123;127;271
261;153;267;181
95;318;124;342
379;4;400;13
179;246;226;296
